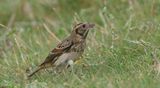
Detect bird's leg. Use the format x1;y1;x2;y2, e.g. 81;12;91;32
67;60;74;74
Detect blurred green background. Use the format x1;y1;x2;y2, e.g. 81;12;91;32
0;0;160;88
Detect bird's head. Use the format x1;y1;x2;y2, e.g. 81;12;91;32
71;23;95;39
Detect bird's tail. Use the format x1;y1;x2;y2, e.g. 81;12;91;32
27;66;43;77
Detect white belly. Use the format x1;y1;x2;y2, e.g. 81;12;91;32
54;52;80;66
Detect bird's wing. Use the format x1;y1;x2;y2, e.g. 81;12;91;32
40;38;73;66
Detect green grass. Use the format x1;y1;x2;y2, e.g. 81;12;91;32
0;0;160;87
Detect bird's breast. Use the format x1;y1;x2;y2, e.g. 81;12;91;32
54;52;81;66
71;41;86;52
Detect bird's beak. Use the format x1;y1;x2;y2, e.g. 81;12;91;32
88;23;95;29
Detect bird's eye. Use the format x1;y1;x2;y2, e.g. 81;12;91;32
82;24;86;28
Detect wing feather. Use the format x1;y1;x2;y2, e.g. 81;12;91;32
40;38;73;66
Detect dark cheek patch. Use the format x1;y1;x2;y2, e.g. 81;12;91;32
75;28;78;34
76;28;84;36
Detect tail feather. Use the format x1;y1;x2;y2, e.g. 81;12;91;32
27;63;53;77
27;66;43;77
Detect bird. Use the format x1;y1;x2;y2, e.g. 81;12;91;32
27;23;95;77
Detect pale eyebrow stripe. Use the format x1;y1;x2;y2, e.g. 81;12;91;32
74;23;83;29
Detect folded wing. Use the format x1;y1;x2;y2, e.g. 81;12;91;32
40;38;73;66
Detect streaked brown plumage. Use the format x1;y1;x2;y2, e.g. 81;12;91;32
28;23;95;77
